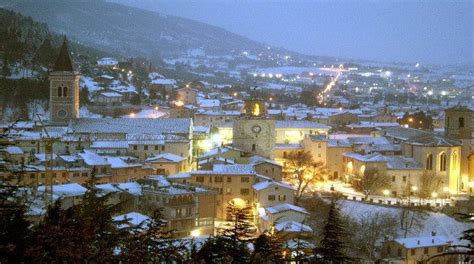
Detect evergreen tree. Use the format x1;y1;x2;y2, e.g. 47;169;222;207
120;209;186;263
251;232;284;264
28;169;128;262
193;236;248;264
219;200;254;242
130;93;141;105
2;55;11;78
0;181;31;263
313;199;352;263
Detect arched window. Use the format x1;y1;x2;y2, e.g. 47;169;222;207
252;144;256;151
452;152;458;170
459;117;465;128
57;86;62;97
62;86;68;97
426;153;433;170
439;152;446;172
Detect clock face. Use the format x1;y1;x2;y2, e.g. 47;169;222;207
251;125;262;134
58;110;67;118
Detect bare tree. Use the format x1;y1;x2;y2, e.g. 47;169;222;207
347;212;399;261
352;167;391;200
399;204;427;238
418;171;443;199
284;151;327;204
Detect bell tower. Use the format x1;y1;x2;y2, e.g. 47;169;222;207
49;37;80;125
232;90;275;159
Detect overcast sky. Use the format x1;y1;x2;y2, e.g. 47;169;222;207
113;0;473;65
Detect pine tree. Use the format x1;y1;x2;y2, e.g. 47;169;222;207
28;168;128;262
120;209;186;263
2;55;11;78
313;199;352;263
0;181;31;263
251;232;284;264
219;200;254;242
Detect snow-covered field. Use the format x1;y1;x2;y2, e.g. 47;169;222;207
341;200;472;244
122;108;168;119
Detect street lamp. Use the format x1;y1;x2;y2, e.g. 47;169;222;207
383;189;390;196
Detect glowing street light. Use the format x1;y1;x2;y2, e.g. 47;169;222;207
431;192;438;198
411;186;418;192
383;189;390;196
190;229;201;237
129;112;136;118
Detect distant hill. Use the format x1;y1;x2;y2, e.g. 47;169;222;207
0;0;276;59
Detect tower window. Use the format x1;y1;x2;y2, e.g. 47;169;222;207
63;86;68;97
459;117;464;128
57;86;62;97
252;144;256;151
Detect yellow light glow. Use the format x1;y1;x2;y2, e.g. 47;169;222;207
253;103;260;116
469;181;474;188
411;186;418;192
443;186;449;193
174;101;184;107
233;92;238;97
431;192;438;198
190;229;200;237
154;106;159;110
129;112;136;117
408;118;413;122
382;189;390;196
232;198;247;208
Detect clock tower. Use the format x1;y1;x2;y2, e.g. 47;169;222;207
49;37;80;125
232;93;275;159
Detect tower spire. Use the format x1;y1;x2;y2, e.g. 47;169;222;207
53;36;74;72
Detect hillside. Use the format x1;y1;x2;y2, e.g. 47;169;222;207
0;0;276;59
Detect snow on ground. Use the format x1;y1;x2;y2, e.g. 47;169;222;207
122;108;168;119
80;107;103;118
340;200;472;244
81;76;101;92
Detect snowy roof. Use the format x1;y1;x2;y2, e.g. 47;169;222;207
99;92;123;98
90;141;129;149
104;156;141;169
114;212;151;229
275;221;313;233
394;236;452;249
378;127;431;141
151;79;176;85
96;182;142;196
147;175;172;187
248;155;281;167
4;146;24;154
213;164;256;175
276;120;330;129
384;156;423;170
167;172;192;179
38;183;88;197
274;144;303;149
78;150;108;166
145;153;186;163
347;122;400;129
266;203;309;215
404;134;461;147
342;152;387;163
198;99;220;108
70;118;192;135
252;180;294;191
